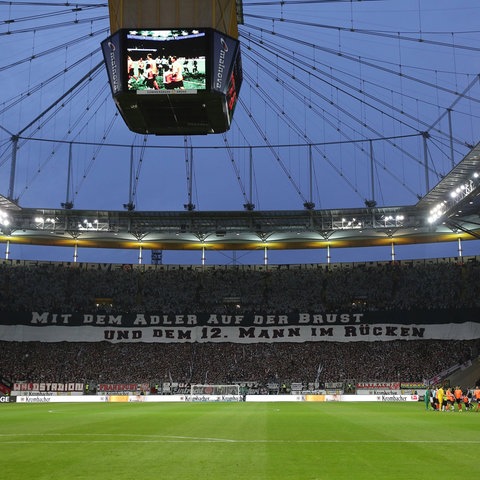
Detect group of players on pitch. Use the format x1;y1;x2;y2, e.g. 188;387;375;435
425;385;480;412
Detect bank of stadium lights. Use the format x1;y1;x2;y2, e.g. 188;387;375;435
333;217;363;230
78;219;99;231
0;209;11;228
34;216;56;228
77;218;114;232
334;214;405;230
383;215;405;227
428;202;448;224
428;172;480;224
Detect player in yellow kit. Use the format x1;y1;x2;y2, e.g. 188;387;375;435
436;385;445;411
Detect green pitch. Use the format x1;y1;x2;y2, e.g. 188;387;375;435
0;402;478;479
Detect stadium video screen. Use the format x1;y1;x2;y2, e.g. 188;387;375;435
101;28;242;134
126;29;208;93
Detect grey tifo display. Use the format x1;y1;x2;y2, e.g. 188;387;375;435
101;28;242;135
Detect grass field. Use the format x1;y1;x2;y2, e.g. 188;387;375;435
0;401;478;479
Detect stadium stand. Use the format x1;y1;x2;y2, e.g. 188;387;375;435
1;258;479;390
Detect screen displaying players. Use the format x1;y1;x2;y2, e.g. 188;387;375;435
126;29;207;92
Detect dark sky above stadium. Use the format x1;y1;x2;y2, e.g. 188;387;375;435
0;0;479;265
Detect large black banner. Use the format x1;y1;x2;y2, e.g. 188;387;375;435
0;308;479;344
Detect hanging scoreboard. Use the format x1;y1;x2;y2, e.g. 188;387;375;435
102;28;242;135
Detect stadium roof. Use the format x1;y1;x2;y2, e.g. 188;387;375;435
1;144;479;253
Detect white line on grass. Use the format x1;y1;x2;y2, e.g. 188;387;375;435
0;435;479;444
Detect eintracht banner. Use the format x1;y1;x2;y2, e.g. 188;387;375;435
0;308;479;343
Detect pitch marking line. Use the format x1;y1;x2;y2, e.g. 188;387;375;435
0;434;479;444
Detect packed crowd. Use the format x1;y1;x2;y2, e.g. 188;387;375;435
0;258;479;313
1;258;479;387
1;339;478;386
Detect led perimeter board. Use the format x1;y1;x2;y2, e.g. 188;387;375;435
101;28;242;135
